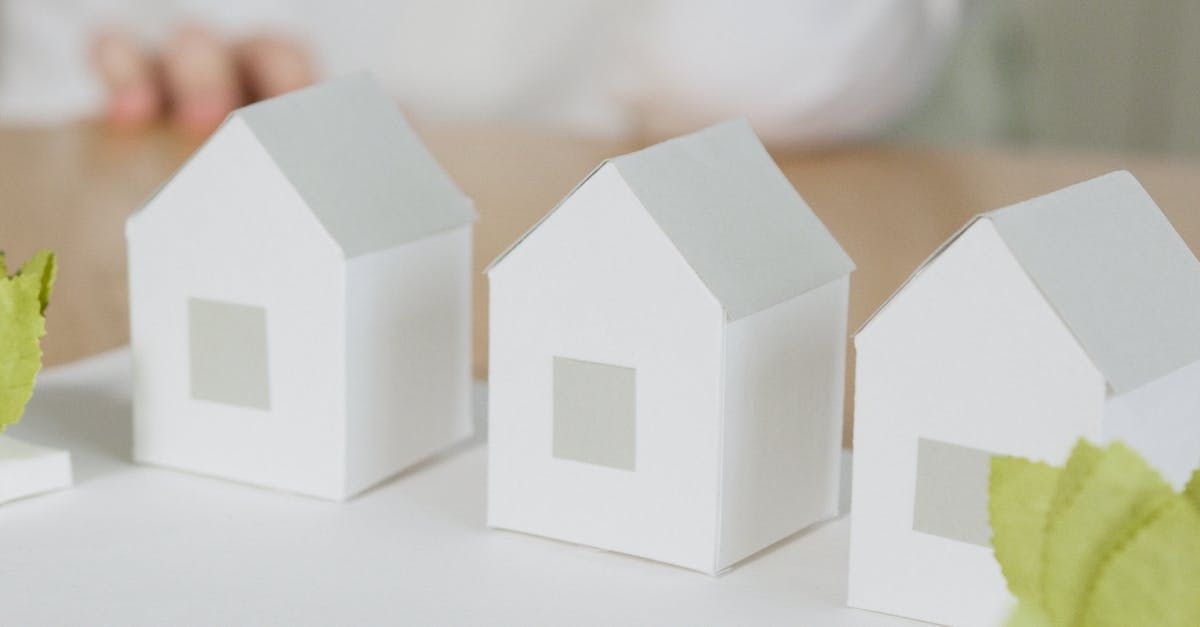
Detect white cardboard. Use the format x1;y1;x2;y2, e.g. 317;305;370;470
718;275;848;566
238;74;477;257
1103;357;1200;488
986;171;1200;394
489;119;854;320
851;219;1106;626
127;78;475;501
850;175;1200;625
0;435;72;505
344;225;474;496
488;126;852;574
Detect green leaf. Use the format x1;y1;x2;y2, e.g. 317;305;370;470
1040;442;1173;624
19;250;56;315
0;250;56;431
1047;440;1102;517
1081;496;1200;626
990;455;1061;605
1005;602;1055;627
1185;470;1200;511
991;441;1200;626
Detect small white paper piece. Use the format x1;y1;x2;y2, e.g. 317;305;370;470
0;435;72;505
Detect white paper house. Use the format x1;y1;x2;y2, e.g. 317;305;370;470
848;171;1200;626
486;120;855;574
126;75;477;501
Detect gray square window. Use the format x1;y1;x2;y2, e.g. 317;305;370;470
188;298;271;410
912;438;994;546
552;356;636;471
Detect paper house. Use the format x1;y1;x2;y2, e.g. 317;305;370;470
486;119;855;574
848;171;1200;626
0;436;71;505
126;75;477;501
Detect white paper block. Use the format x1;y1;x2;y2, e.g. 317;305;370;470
0;435;72;505
849;172;1200;626
126;76;476;501
487;122;854;574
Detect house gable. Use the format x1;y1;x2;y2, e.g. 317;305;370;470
611;119;854;319
854;217;1105;450
987;171;1200;393
487;163;716;311
133;74;476;259
128;116;337;257
489;120;854;320
860;171;1200;394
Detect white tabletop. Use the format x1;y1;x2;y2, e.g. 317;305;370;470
2;350;916;626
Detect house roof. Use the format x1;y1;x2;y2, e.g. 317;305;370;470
862;171;1200;394
234;74;476;258
487;119;855;320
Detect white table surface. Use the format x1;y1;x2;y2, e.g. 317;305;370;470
1;349;918;626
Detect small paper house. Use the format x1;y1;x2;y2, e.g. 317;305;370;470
127;75;476;501
848;171;1200;626
486;120;855;574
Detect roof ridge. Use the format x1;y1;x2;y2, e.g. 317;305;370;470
490;119;854;320
236;74;476;258
860;170;1200;394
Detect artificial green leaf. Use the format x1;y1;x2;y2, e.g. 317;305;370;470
1185;470;1200;511
990;455;1061;604
1040;442;1173;624
1047;440;1101;518
19;249;56;315
993;441;1200;627
1081;496;1200;627
1006;602;1055;627
0;250;56;431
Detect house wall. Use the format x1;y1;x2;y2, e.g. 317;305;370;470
717;276;848;570
127;117;348;500
848;219;1106;626
487;163;727;573
344;225;473;497
1104;358;1200;488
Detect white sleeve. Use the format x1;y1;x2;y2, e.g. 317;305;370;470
0;0;300;123
626;0;964;146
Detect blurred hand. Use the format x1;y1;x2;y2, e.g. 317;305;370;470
92;24;315;136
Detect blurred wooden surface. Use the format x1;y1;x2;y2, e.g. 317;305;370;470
2;122;1197;444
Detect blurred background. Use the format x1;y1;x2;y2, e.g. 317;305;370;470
0;1;1196;154
897;2;1200;156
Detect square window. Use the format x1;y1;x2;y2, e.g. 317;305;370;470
188;298;271;410
553;356;636;470
912;438;993;546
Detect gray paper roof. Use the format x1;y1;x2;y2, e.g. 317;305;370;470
864;171;1200;394
488;119;854;320
236;74;476;258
